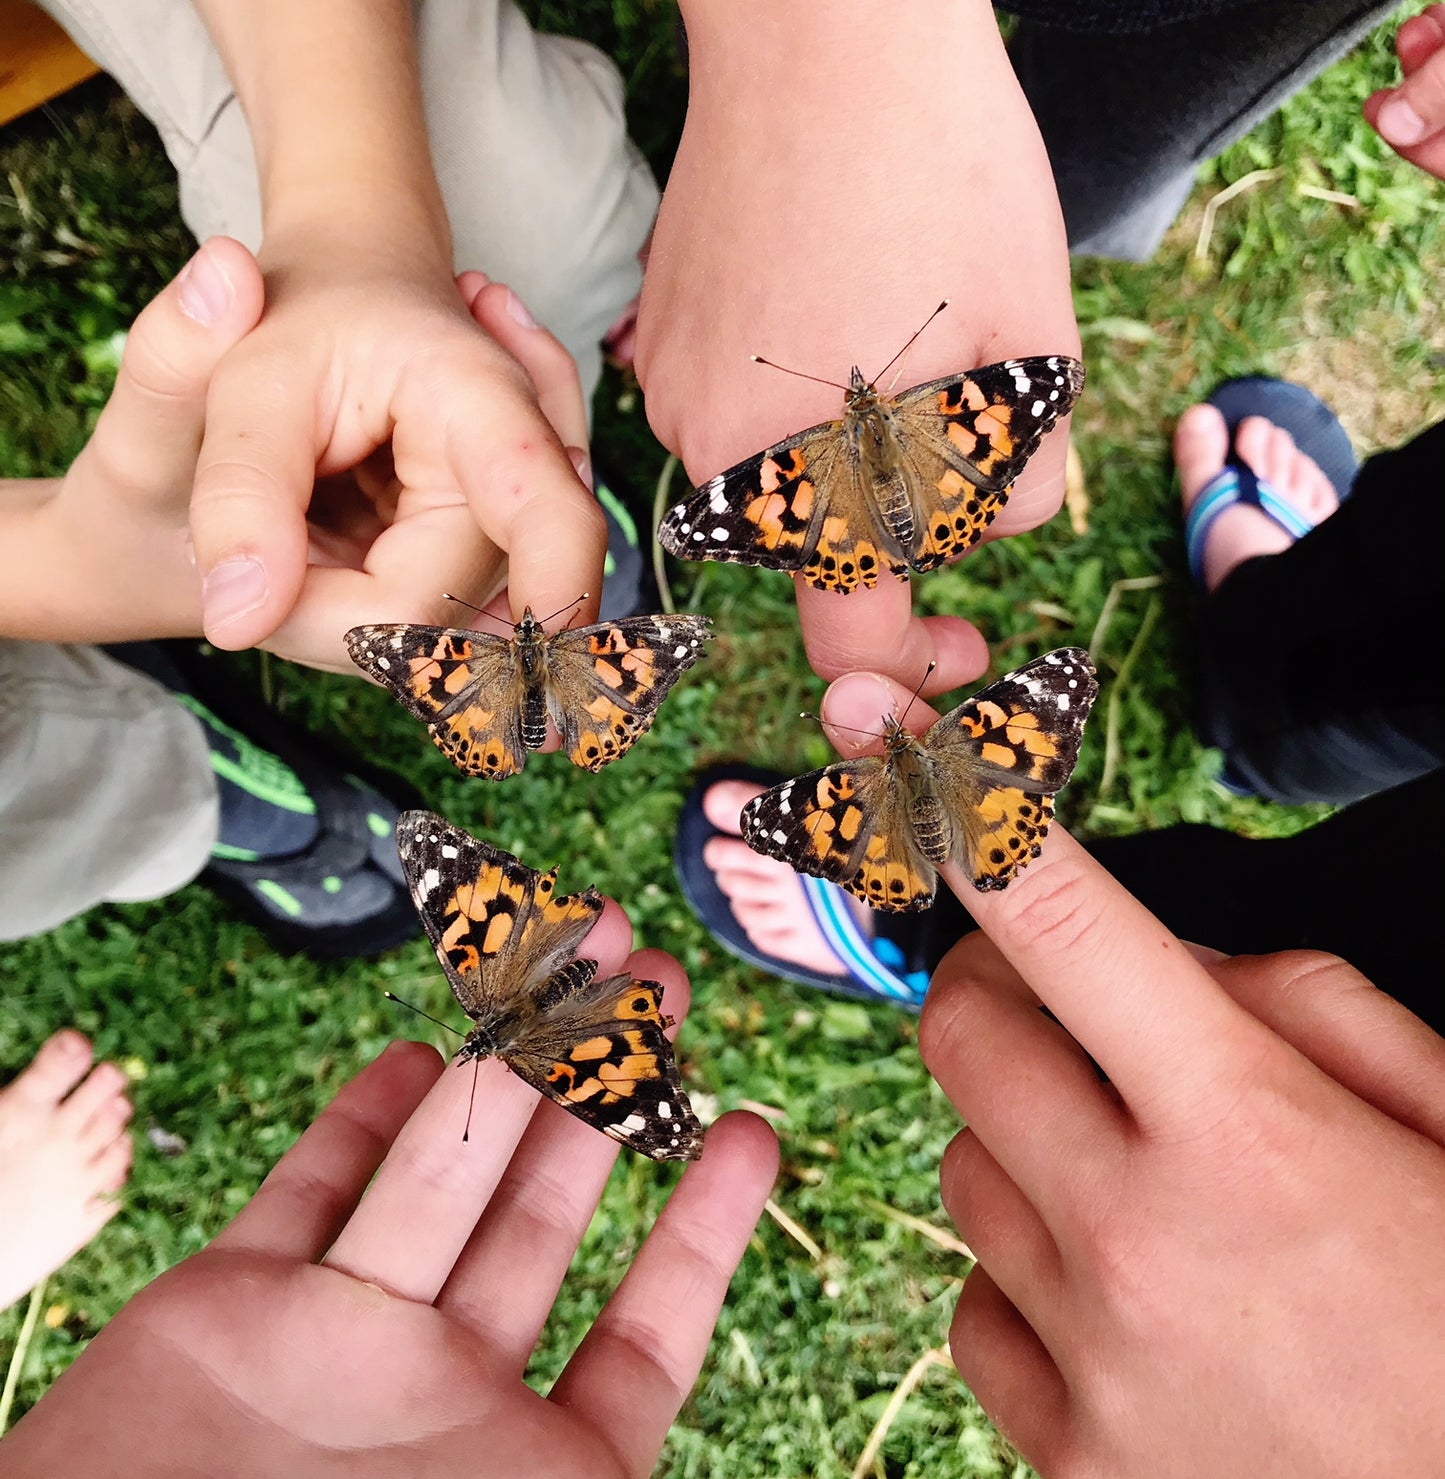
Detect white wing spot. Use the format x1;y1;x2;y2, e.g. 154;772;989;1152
711;527;730;541
658;1101;672;1119
441;845;459;859
376;656;391;670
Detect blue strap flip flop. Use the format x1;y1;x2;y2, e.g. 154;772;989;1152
1184;376;1358;588
674;766;932;1012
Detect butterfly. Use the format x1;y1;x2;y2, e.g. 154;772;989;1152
346;606;711;778
397;811;705;1161
658;348;1084;594
739;649;1098;910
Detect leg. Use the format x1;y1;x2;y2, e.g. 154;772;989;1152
1009;0;1399;259
1195;419;1445;804
0;641;217;940
35;0;656;400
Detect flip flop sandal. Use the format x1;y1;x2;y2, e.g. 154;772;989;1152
1184;376;1358;588
675;765;933;1011
105;641;423;959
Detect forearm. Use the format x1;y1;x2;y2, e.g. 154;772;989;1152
0;484;197;642
192;0;451;267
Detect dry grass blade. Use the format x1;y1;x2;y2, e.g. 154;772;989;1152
1296;183;1359;209
0;1280;45;1437
1087;574;1164;660
764;1197;823;1261
863;1197;974;1259
849;1346;956;1479
1194;167;1281;261
1065;440;1090;535
1099;593;1162;798
651;452;681;614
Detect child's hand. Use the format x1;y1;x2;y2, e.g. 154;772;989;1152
188;231;605;670
1;237;264;642
1;924;779;1476
1366;4;1445;179
815;671;1445;1477
635;1;1079;700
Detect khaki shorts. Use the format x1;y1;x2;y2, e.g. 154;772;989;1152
36;0;658;397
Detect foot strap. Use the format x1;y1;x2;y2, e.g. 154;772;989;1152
799;877;930;1007
1185;465;1315;587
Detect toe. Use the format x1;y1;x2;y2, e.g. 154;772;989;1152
59;1062;131;1132
6;1031;94;1108
1233;415;1276;484
1264;423;1300;491
703;835;780;883
82;1091;135;1152
1174;404;1230;508
89;1133;134;1195
702;781;766;834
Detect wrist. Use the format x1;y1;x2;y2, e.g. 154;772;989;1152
196;0;452;266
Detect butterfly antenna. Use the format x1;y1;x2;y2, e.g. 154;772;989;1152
873;300;950;391
462;1057;481;1144
440;593;514;631
537;593;590;630
800;711;887;742
383;991;465;1038
750;355;850;393
898;661;937;725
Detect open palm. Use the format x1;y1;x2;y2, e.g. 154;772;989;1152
2;935;777;1477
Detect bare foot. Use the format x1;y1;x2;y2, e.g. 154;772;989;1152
1177;404;1341;591
701;780;867;983
0;1031;134;1311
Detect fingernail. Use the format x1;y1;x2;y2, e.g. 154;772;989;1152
177;245;234;326
202;556;268;630
183;536;197;569
568;447;593;491
1377;94;1429;145
505;289;537;329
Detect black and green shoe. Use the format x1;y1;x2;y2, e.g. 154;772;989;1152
107;642;422;959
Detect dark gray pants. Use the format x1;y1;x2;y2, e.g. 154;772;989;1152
1010;0;1399;259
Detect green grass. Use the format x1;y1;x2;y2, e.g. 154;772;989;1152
1;6;1442;1475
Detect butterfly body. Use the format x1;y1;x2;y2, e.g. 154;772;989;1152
347;608;712;779
398;812;705;1161
659;356;1085;594
739;649;1099;910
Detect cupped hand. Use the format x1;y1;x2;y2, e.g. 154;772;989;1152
190;226;606;672
636;0;1078;697
1;916;778;1478
817;671;1445;1478
1366;4;1445;179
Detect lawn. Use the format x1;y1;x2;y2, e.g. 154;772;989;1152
1;5;1442;1475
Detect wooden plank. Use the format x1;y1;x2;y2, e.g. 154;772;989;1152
0;0;100;128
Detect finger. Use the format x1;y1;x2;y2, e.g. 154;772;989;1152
263;509;502;674
822;670;1256;1113
468;282;591;456
191;338;322;649
939;1126;1062;1307
438;297;607;630
797;578;989;695
324;899;635;1300
1397;7;1445;73
1374;46;1445;148
436;951;695;1362
922;932;1125;1221
85;237;264;498
949;1263;1068;1473
986;425;1072;543
1208;950;1445;1145
548;1110;779;1472
214;1041;444;1259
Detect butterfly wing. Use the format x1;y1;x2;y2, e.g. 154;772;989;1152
346;624;530;779
543;613;713;771
396;811;603;1022
658;421;906;594
740;758;938;912
502;971;705;1162
892;356;1086;572
924;648;1098;890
